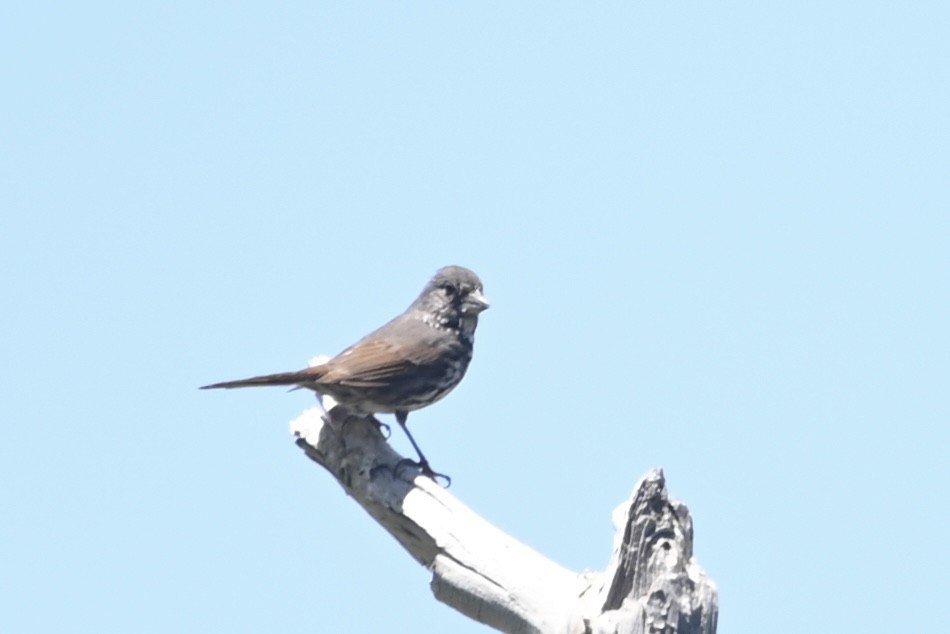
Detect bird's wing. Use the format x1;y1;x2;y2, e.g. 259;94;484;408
321;336;443;388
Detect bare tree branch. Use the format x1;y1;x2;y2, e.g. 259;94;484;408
291;406;718;634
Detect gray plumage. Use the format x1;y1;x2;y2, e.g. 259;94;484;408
201;265;489;481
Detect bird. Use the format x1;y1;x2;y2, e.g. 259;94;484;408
201;265;489;483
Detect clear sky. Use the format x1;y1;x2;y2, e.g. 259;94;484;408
2;3;947;633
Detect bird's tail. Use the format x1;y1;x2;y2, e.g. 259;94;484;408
200;368;323;390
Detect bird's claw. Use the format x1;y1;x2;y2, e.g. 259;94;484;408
373;419;391;439
394;458;451;488
333;413;390;439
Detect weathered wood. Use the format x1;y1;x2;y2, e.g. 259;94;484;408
291;405;717;634
588;470;719;634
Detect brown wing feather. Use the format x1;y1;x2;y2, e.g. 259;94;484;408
320;337;444;387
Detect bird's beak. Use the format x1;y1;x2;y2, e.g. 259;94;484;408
466;289;490;313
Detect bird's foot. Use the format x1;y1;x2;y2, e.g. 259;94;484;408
394;458;451;488
333;413;390;439
371;418;391;439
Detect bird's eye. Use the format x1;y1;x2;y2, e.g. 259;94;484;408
443;285;457;297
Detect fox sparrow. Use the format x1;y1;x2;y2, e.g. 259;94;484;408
201;265;489;483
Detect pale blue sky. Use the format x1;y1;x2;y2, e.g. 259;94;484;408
2;3;948;633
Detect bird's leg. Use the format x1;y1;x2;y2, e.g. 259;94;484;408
394;411;451;487
338;415;390;439
376;419;392;439
365;416;391;439
322;401;390;439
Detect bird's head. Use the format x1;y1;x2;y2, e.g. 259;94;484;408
412;265;489;339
